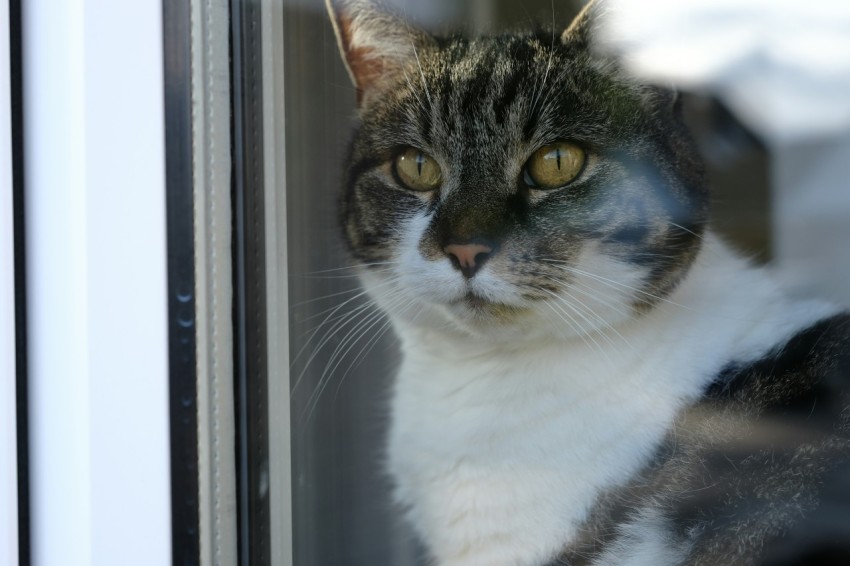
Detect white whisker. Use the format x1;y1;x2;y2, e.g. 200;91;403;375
541;258;694;311
291;297;378;395
539;287;612;364
411;44;434;115
295;261;398;276
302;290;410;423
538;274;636;354
402;66;430;116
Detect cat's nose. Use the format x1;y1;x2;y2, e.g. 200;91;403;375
444;242;494;279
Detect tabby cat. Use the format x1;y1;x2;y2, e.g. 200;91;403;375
325;0;850;564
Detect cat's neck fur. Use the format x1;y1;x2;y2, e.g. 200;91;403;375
386;232;834;566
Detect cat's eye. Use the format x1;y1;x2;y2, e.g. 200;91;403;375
524;141;586;190
394;148;442;192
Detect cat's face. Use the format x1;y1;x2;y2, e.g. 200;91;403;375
329;0;708;339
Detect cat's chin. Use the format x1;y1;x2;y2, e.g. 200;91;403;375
445;293;531;326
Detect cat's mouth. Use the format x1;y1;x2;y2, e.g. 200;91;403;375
458;292;491;309
449;292;526;321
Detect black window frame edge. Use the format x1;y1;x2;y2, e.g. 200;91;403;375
230;0;271;564
10;0;29;563
163;0;202;564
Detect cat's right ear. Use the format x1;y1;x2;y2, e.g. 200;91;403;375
326;0;432;106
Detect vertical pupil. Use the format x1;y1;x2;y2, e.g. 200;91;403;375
416;152;424;176
555;147;562;170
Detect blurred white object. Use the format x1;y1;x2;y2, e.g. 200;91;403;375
599;0;850;145
772;137;850;303
599;0;850;304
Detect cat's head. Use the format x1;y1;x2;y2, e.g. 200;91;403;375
328;0;708;340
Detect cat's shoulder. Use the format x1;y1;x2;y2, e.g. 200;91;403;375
561;312;850;566
659;311;850;564
705;311;850;420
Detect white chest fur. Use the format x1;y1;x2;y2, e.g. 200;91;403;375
390;339;693;565
384;240;834;566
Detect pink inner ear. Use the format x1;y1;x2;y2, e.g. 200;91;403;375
348;46;386;105
336;16;388;105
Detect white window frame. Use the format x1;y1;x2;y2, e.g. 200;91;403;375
23;2;172;565
1;0;19;562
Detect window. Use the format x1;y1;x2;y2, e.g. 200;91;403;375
10;1;850;565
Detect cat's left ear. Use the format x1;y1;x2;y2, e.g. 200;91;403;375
564;1;683;116
326;0;434;106
560;0;603;48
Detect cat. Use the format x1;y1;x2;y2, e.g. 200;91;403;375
324;0;850;564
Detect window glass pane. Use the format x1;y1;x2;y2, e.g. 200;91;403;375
275;1;850;564
283;1;424;562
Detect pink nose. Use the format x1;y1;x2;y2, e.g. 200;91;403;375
444;243;494;279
